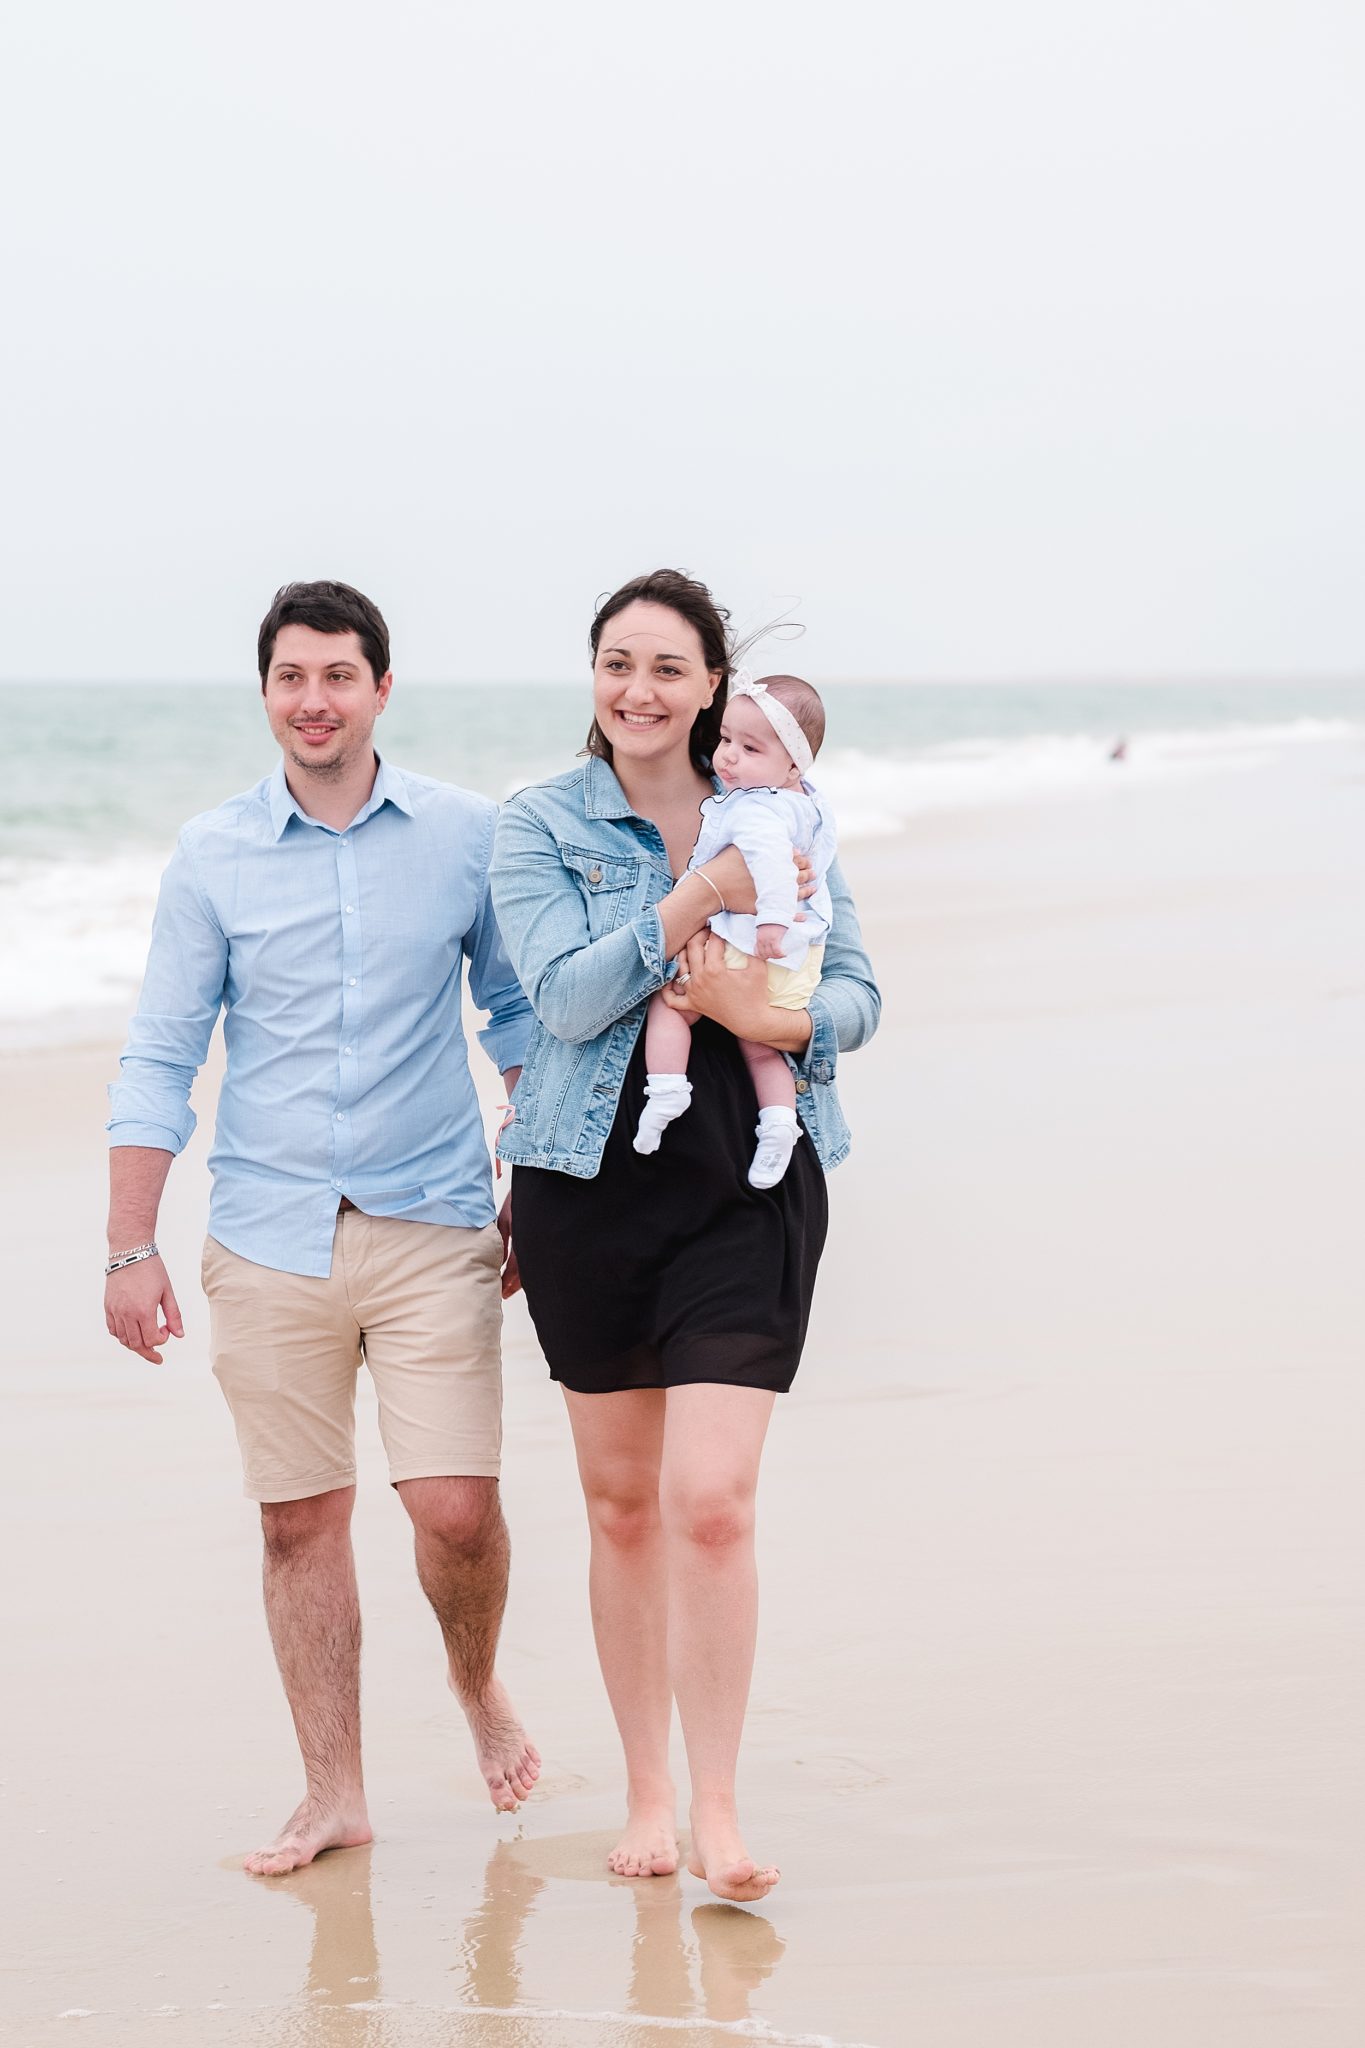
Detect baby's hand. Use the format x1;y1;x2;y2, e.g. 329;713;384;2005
755;923;787;962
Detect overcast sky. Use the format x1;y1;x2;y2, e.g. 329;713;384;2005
1;1;1360;683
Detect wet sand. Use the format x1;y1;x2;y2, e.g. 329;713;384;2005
3;739;1363;2047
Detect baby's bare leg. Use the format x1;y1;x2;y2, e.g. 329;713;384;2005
739;1038;802;1190
635;993;697;1157
738;1038;796;1112
645;991;697;1076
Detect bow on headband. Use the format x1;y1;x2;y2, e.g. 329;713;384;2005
729;667;814;776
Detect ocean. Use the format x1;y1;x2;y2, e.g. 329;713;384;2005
4;677;1361;1036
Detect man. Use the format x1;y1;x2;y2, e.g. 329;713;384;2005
104;580;539;1875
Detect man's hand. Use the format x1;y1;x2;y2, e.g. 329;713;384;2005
105;1255;184;1364
755;923;787;962
496;1189;522;1300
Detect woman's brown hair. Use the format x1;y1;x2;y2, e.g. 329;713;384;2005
585;569;732;775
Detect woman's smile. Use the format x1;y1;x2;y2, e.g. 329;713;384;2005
591;600;720;764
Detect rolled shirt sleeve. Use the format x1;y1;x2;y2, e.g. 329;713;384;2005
463;863;535;1075
106;832;227;1153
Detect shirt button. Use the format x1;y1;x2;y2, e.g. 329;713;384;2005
795;1078;810;1094
588;867;603;884
343;1047;352;1056
339;838;348;846
348;977;357;986
335;1111;344;1120
345;904;354;913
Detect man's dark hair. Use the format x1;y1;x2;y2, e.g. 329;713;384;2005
584;568;733;774
257;580;391;687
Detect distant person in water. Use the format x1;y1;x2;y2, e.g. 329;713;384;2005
104;579;539;1874
1110;736;1129;762
632;672;837;1190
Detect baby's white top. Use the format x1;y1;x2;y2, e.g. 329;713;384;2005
687;780;837;970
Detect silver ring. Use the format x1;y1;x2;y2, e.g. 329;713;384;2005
675;970;691;986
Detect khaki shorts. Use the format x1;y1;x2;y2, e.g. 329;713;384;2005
722;940;825;1011
202;1212;504;1503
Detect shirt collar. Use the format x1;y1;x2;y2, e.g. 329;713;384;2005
267;755;414;841
583;751;723;821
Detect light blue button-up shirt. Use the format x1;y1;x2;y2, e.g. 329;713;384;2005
108;758;533;1277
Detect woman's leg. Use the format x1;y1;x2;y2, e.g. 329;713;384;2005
659;1383;780;1902
562;1386;679;1875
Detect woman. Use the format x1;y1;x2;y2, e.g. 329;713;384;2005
491;569;879;1902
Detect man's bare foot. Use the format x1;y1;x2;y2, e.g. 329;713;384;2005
243;1794;372;1877
607;1794;679;1878
451;1673;541;1812
686;1807;779;1903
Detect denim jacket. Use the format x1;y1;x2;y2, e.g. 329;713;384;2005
490;755;880;1179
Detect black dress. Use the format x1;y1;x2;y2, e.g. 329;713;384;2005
512;1018;828;1395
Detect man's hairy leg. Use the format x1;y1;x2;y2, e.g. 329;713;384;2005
396;1476;540;1813
245;1486;372;1877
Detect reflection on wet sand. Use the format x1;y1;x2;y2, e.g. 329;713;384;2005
259;1845;380;2042
462;1833;786;2033
455;1839;547;2011
690;1903;786;2026
252;1832;787;2044
621;1870;692;2020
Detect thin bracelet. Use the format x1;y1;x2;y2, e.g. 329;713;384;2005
105;1241;159;1275
694;870;728;915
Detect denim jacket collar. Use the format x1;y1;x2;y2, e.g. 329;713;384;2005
582;755;636;821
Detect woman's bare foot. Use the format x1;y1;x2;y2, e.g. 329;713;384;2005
607;1793;679;1877
451;1673;541;1812
243;1794;372;1876
686;1806;779;1903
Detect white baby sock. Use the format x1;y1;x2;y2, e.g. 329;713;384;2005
633;1074;694;1155
748;1105;802;1189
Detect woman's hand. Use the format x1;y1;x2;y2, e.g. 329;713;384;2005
659;933;813;1052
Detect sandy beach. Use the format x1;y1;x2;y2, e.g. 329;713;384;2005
3;736;1362;2048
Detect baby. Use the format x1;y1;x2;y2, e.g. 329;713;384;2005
633;671;837;1188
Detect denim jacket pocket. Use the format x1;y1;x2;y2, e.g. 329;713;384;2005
559;846;641;935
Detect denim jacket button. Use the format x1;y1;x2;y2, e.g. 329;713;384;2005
588;866;603;884
795;1077;810;1094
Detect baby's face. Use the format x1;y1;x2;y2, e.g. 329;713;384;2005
713;696;802;790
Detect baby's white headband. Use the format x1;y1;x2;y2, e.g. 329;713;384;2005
729;667;814;776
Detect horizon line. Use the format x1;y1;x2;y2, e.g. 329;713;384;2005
2;670;1363;691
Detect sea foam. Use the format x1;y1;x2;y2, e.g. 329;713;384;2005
1;719;1357;1032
